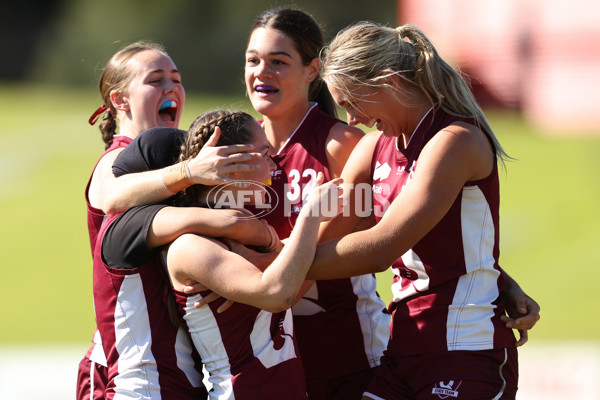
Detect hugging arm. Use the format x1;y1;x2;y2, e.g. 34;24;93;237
147;206;274;250
309;126;541;340
308;124;500;277
167;174;344;312
317;130;380;243
99;127;262;214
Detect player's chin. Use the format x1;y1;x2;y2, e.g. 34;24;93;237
251;93;278;108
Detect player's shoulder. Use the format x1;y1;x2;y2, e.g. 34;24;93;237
358;129;385;152
168;232;231;270
327;121;365;147
433;121;491;156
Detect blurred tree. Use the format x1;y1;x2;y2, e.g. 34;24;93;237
0;0;65;80
14;0;395;94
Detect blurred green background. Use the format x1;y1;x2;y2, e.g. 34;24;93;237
1;0;599;351
4;0;396;94
2;82;599;347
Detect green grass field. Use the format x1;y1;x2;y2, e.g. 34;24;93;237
1;82;599;344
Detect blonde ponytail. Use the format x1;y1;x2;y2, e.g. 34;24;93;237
322;22;510;164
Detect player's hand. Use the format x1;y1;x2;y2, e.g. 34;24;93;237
187;126;262;186
501;291;541;346
302;173;344;222
183;279;234;313
182;278;206;295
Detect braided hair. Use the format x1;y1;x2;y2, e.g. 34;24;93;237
175;110;256;206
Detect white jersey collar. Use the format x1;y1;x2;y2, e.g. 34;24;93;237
395;106;434;151
277;103;318;155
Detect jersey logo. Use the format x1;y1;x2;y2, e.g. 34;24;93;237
250;310;297;368
373;161;391;181
432;380;461;399
391;250;430;301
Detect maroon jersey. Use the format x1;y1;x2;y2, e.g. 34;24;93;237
262;104;390;380
93;208;206;399
78;135;133;400
261;104;335;238
174;289;308;400
85;135;132;253
369;108;516;357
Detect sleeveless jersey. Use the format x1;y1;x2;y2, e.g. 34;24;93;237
174;289;308;400
262;104;390;379
85;135;133;253
82;135;132;372
369;108;516;357
93;212;206;399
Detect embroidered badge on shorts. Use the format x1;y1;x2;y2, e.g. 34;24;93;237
432;380;461;399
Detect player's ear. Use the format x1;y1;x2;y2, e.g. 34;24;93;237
306;57;320;83
110;90;129;112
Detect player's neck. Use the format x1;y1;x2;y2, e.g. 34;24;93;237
262;102;312;152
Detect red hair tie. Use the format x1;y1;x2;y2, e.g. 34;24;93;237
89;105;109;125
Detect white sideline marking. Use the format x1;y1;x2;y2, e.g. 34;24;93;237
0;342;598;399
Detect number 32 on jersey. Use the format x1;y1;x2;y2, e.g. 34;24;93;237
286;168;318;204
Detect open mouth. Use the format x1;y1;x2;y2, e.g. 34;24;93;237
255;85;278;94
159;100;178;122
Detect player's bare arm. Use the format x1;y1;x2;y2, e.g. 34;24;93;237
308;123;492;280
318;130;380;243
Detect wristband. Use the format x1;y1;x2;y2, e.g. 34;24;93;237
162;160;193;194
